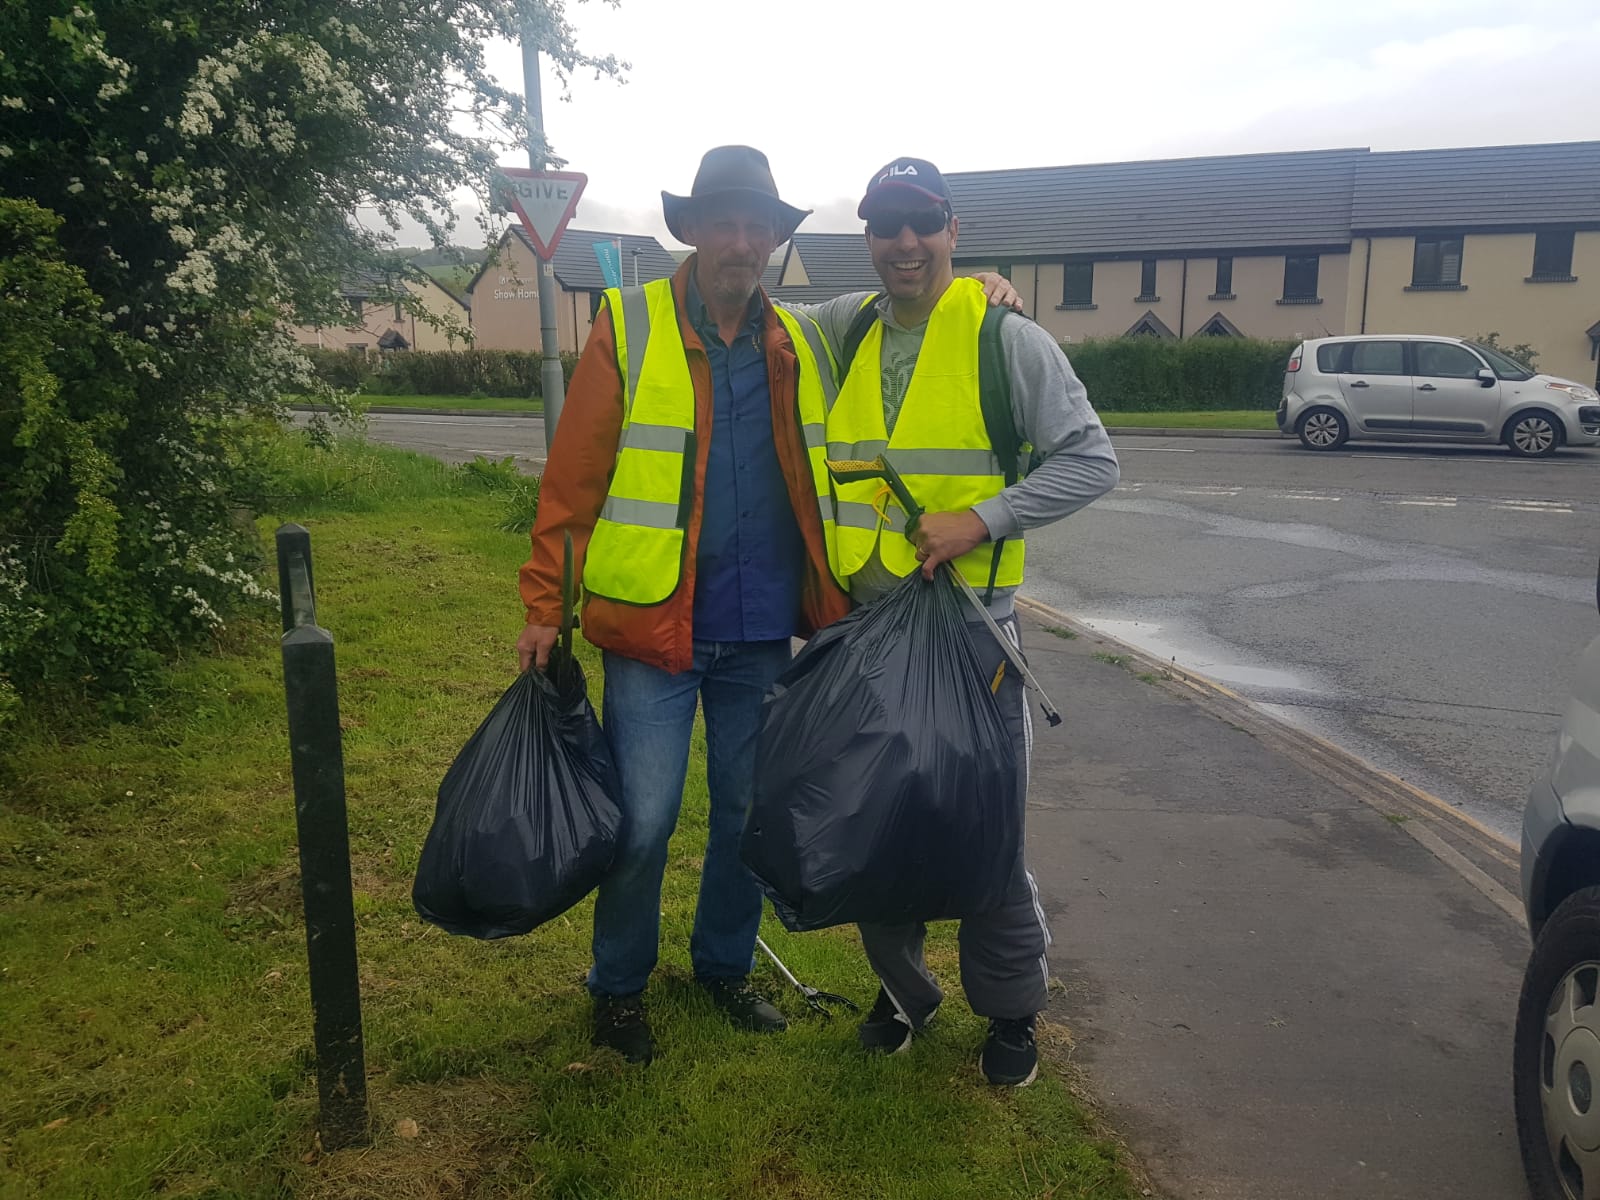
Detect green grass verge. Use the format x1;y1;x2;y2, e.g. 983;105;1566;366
0;434;1139;1200
359;394;543;413
1098;409;1277;430
288;394;543;414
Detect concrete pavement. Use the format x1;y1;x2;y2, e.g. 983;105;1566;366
1017;598;1530;1200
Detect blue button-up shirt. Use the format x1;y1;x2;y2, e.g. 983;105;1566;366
687;278;805;643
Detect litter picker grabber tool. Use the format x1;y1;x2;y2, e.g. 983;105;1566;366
755;936;859;1019
826;454;1064;727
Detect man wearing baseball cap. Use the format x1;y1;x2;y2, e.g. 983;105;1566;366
794;157;1121;1086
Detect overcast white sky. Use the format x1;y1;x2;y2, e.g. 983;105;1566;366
388;0;1600;249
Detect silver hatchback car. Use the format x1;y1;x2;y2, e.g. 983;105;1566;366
1279;335;1600;457
1516;559;1600;1199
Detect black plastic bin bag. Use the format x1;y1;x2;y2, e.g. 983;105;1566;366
741;571;1021;932
413;647;622;939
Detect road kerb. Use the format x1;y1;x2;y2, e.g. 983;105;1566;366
1016;595;1523;919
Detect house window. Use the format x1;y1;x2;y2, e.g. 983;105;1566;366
349;298;365;321
393;300;403;321
1282;255;1319;302
1531;231;1576;281
1138;259;1157;301
1411;236;1464;288
1214;257;1233;298
1061;260;1094;308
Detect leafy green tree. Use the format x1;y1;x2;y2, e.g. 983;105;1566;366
0;1;622;718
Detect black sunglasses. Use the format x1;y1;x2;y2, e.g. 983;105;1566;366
865;208;949;239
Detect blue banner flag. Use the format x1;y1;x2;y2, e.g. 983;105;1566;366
592;240;623;289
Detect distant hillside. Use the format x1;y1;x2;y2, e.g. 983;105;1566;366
398;245;487;270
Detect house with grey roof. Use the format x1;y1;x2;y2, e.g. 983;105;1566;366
943;140;1600;384
467;226;678;353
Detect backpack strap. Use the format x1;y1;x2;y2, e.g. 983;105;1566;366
978;307;1022;605
837;293;884;376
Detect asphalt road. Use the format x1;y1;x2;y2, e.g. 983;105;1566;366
323;409;551;470
344;411;1600;839
1026;436;1600;841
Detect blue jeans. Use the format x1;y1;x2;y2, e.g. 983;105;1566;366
587;640;792;998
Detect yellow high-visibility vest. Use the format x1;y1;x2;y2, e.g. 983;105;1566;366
826;277;1025;589
582;279;837;605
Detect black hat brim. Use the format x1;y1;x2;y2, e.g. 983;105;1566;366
661;188;811;246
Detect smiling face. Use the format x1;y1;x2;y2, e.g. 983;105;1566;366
863;200;958;321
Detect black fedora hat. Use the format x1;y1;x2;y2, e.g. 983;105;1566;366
661;145;811;245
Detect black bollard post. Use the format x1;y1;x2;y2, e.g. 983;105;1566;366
276;523;369;1150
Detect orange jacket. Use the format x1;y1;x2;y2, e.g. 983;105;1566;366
519;258;850;674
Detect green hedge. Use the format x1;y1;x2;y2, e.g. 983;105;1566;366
1063;336;1296;412
299;348;580;397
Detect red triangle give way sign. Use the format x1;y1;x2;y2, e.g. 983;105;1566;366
493;168;587;258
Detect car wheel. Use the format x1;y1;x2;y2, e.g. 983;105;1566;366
1506;410;1565;458
1515;886;1600;1199
1295;407;1348;451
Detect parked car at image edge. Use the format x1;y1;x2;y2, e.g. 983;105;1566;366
1279;335;1600;457
1517;557;1600;1200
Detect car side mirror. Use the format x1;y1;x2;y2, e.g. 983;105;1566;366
1477;368;1496;387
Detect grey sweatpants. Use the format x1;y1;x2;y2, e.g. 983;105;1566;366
857;613;1052;1024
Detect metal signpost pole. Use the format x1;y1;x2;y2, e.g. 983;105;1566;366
521;25;566;441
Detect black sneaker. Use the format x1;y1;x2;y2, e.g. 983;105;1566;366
857;987;915;1055
699;977;787;1033
981;1014;1038;1087
592;992;654;1064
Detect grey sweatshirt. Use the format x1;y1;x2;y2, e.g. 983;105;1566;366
791;290;1121;616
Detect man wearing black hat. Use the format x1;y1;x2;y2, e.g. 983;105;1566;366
516;146;847;1064
796;157;1121;1087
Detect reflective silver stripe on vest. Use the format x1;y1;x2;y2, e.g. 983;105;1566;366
792;315;839;410
802;422;826;450
827;439;888;463
836;499;909;533
598;495;680;530
825;443;998;476
620;285;652;410
622;422;691;454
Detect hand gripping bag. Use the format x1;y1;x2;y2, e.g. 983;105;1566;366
413;646;622;939
740;571;1021;931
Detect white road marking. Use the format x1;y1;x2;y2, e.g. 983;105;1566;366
1501;504;1573;514
1274;493;1342;501
1117;446;1196;453
1385;500;1457;507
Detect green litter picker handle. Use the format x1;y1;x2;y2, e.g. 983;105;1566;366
825;455;1063;727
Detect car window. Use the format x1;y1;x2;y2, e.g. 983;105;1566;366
1315;343;1347;372
1466;342;1535;381
1347;341;1405;376
1415;342;1485;380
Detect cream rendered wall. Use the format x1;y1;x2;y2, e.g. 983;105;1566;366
287;275;467;352
1357;232;1600;384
